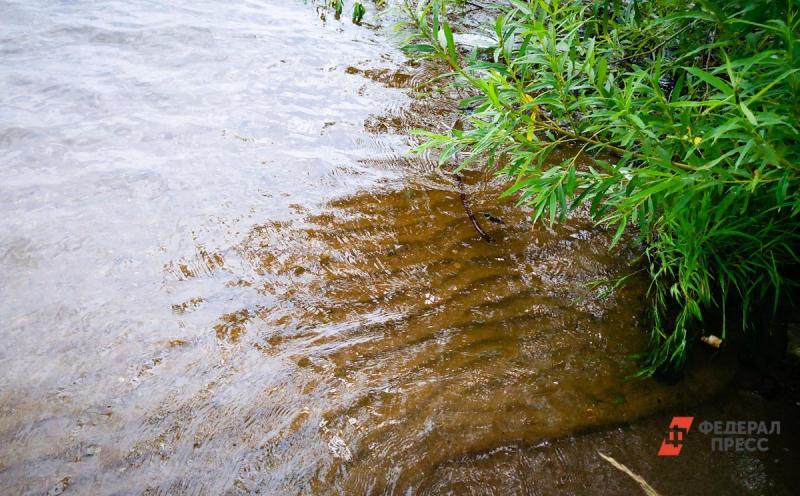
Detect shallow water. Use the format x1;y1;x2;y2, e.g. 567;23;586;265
0;1;797;494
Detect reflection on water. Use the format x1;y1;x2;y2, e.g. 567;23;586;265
0;0;796;495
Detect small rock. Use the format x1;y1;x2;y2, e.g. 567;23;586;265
701;334;723;348
787;324;800;359
47;477;70;496
83;444;101;458
481;212;505;225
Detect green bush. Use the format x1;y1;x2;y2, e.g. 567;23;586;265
398;0;800;375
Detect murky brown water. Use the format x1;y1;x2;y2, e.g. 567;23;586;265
1;1;798;494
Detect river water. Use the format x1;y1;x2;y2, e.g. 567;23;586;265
1;1;797;494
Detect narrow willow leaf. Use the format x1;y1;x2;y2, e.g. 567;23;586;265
402;44;436;54
442;21;457;63
610;217;628;248
596;56;608;88
684;66;733;96
739;101;758;126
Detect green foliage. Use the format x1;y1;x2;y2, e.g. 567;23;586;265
332;0;344;17
353;1;367;23
398;0;800;375
319;0;366;22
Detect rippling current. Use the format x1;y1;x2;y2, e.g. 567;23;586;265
1;1;797;494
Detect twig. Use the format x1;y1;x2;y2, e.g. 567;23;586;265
453;172;494;243
598;452;662;496
616;23;694;64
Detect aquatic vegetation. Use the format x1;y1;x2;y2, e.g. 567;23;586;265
396;0;800;375
332;0;344;17
353;1;367;23
320;0;367;23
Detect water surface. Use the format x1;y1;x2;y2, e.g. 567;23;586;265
0;1;795;494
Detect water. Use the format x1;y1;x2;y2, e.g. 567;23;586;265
0;1;797;494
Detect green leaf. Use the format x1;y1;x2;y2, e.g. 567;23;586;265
402;44;436;54
596;56;608;88
739;101;757;126
610;216;628;248
684;66;733;96
352;2;366;24
442;21;457;63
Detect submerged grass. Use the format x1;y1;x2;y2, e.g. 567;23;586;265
318;0;369;23
394;0;800;375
